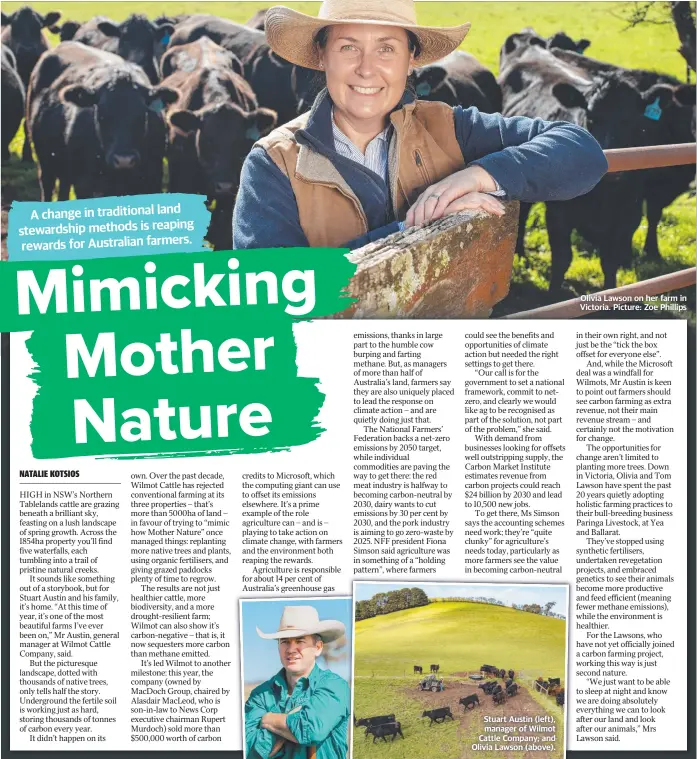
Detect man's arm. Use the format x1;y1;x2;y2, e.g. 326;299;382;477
244;690;279;759
284;679;350;746
454;105;608;202
261;712;299;743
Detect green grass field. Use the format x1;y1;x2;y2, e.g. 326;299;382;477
353;601;566;759
2;2;695;314
354;601;566;677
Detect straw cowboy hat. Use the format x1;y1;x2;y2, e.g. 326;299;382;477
265;0;471;70
257;606;346;643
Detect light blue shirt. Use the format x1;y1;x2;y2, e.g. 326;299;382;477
331;111;391;182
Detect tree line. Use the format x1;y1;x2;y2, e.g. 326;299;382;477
355;587;430;621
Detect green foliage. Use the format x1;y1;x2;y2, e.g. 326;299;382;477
355;587;430;621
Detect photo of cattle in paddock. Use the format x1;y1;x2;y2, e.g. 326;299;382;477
353;584;567;759
1;2;694;318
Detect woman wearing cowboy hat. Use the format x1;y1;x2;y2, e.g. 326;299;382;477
245;606;350;759
232;0;608;250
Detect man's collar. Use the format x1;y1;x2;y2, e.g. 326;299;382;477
272;664;320;694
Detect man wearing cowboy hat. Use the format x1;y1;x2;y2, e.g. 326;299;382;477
245;606;350;759
233;0;607;251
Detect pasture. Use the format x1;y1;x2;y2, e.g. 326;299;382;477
1;2;694;317
353;601;566;759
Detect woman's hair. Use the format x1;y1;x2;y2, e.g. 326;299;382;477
313;25;422;58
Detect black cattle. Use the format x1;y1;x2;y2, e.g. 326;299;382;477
168;15;313;125
505;679;513;689
72;14;174;84
500;39;687;291
246;9;268;30
556;689;565;707
27;42;176;201
478;680;498;694
492;684;503;695
414;665;423;674
499;27;590;68
413;50;502;113
1;44;25;159
506;684;519;697
480;664;498;675
422;707;453;725
549;47;697;263
160;36;243;78
354;714;395;730
459;694;480;710
498;668;506;679
548;677;561;686
493;690;506;705
366;722;403;743
430;664;440;673
1;6;60;160
48;20;81;41
508;669;515;680
162;60;276;250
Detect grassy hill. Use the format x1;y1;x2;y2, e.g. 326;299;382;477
355;601;566;678
353;601;566;759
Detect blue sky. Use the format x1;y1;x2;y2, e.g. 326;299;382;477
354;583;568;614
241;598;352;684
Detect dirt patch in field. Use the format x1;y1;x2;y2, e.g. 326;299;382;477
402;678;563;759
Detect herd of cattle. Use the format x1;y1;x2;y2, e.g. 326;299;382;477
354;663;545;743
535;676;565;707
2;6;695;284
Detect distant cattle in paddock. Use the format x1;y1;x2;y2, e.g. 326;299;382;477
414;665;423;674
500;36;688;291
556;689;565;707
498;669;506;679
493;690;507;705
72;14;174;84
160;36;243;78
508;669;515;680
1;44;25;159
480;664;498;676
506;683;519;697
548;678;561;686
1;5;60;160
479;681;498;694
167;14;313;125
27;42;176;201
422;707;453;725
505;679;514;689
413;50;502;113
499;27;590;67
491;684;503;695
430;664;440;673
459;694;480;710
161;57;276;250
366;722;403;743
246;9;268;30
354;714;395;731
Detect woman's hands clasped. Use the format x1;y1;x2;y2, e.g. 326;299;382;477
405;165;506;229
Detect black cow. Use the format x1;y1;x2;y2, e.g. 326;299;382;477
498;668;506;679
168;15;313;125
366;722;403;743
478;680;498;694
556;689;565;707
160;36;243;78
1;6;60;160
413;51;502;113
354;714;395;730
506;683;519;697
414;665;423;674
548;677;561;686
246;9;268;30
422;707;453;725
549;47;696;262
1;44;24;160
508;669;515;680
500;38;686;291
493;690;506;705
27;41;176;201
459;694;480;710
505;679;513;689
72;14;174;84
500;27;590;68
162;57;276;250
430;664;440;673
492;684;503;695
480;664;498;675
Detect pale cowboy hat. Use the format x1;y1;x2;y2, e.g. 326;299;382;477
257;605;346;643
265;0;471;70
